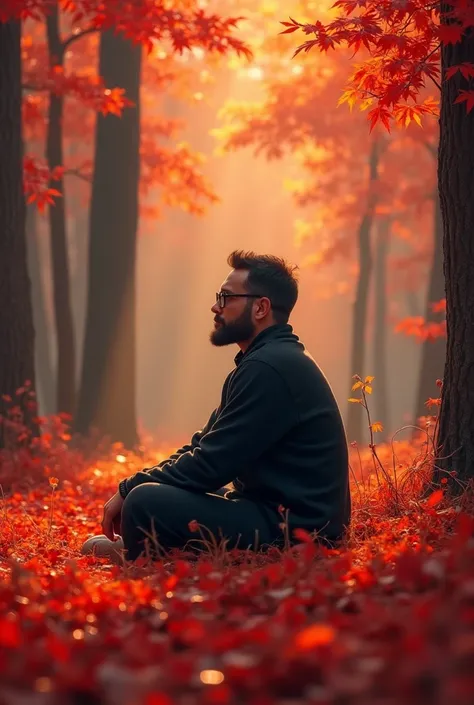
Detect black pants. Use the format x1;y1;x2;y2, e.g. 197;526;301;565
120;483;281;561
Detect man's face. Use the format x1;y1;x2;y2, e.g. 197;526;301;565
210;269;257;347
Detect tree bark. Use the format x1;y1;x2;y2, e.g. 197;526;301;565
0;19;36;443
346;139;379;444
414;193;446;421
437;21;474;483
405;290;421;317
75;30;140;447
46;2;76;415
373;218;390;435
70;212;89;385
26;203;55;415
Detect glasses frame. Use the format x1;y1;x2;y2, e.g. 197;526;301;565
215;292;261;309
215;291;287;314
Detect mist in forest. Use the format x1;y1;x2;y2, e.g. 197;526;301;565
28;32;429;448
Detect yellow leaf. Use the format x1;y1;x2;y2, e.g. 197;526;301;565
351;381;363;391
370;422;383;433
364;376;375;384
359;97;374;112
365;385;373;395
338;89;360;112
348;397;362;403
413;112;422;127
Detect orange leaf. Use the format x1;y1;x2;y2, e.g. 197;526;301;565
425;397;441;407
431;298;446;313
294;623;336;650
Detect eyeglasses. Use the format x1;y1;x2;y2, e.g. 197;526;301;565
215;291;287;313
215;292;262;309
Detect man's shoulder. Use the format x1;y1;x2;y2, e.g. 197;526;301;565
246;335;311;365
241;338;325;389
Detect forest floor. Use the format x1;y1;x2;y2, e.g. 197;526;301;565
0;420;473;705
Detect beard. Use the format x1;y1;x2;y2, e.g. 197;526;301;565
210;302;256;347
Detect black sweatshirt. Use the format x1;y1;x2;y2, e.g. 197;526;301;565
119;324;351;541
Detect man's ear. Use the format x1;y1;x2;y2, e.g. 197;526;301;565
255;297;272;320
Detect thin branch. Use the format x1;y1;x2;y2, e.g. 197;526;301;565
62;26;99;52
22;83;45;92
428;74;442;91
423;140;437;158
63;168;92;183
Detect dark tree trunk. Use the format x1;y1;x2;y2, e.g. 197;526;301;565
46;3;76;415
70;212;89;384
0;19;36;443
75;30;140;447
437;21;474;483
373;218;390;434
346;139;379;444
414;193;446;421
26;203;55;415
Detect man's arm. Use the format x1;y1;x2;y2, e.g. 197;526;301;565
156;408;219;466
119;361;298;496
118;408;219;498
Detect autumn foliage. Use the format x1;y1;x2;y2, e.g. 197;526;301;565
19;0;252;214
283;0;474;129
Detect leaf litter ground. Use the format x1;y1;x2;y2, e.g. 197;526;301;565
0;436;473;705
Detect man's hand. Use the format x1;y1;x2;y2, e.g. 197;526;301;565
102;491;124;541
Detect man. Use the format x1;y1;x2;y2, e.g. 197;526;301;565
82;250;350;562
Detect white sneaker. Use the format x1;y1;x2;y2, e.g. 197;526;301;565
80;534;126;564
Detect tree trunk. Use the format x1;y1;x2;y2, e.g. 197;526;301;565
75;30;140;447
405;290;421;317
437;22;474;483
70;212;89;385
373;218;390;435
0;19;36;443
46;3;76;415
346;139;379;444
414;193;446;421
26;203;55;415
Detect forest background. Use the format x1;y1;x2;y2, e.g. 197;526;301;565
17;0;443;449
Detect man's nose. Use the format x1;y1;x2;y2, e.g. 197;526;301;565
211;301;220;314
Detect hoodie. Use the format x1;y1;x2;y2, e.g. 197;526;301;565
119;324;351;541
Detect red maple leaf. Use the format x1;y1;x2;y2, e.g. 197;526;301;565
437;25;464;46
454;89;474;113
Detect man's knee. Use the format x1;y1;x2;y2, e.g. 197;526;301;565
123;482;155;506
121;483;194;556
122;482;186;522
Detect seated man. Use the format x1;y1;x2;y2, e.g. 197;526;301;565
83;250;350;562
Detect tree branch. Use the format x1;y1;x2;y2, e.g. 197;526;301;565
63;168;92;183
62;27;99;52
22;83;45;92
424;140;438;158
428;74;442;91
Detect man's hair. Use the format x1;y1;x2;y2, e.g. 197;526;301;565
228;250;299;324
